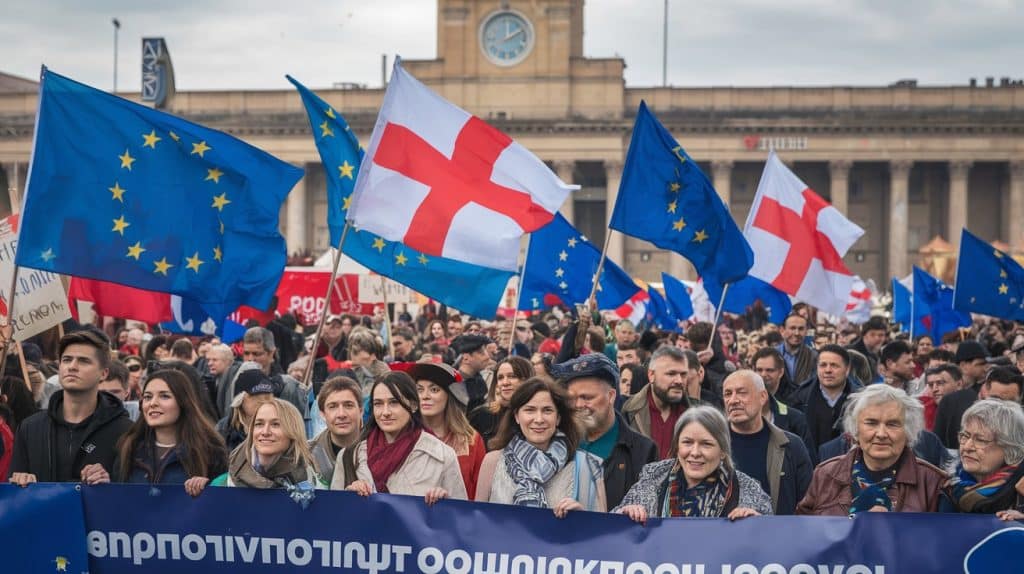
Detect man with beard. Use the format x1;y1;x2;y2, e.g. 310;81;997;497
558;353;657;509
622;346;694;458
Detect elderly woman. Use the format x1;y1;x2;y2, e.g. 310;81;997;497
946;399;1024;521
614;406;772;522
797;384;947;515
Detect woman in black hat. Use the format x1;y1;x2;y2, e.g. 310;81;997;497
409;362;486;499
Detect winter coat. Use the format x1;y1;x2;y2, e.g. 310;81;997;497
612;459;773;517
329;432;467;499
600;411;659;510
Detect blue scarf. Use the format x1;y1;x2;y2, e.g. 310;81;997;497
849;455;897;515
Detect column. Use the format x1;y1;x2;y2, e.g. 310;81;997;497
669;253;693;281
888;160;912;279
553;160;575;224
605;160;625;266
285;162;307;253
829;160;852;215
4;162;20;214
948;160;972;248
711;160;734;209
1009;161;1024;249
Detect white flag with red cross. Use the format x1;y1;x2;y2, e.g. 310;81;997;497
348;61;576;272
744;151;864;316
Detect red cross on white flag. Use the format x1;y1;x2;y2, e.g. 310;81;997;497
348;61;576;271
744;151;864;316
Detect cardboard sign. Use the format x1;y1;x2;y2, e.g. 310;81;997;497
0;215;72;340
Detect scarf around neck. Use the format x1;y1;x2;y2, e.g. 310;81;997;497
366;425;422;494
229;442;309;489
665;464;736;518
849;454;897;515
949;463;1024;514
503;432;570;508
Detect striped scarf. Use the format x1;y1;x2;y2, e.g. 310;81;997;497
949;463;1022;514
666;465;734;518
849;456;897;515
503;432;569;508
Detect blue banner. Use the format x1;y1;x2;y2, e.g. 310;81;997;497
1;484;1021;573
0;484;88;573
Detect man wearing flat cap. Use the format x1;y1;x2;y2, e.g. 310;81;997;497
451;334;493;412
555;353;658;510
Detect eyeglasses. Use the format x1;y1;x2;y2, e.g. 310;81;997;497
958;430;997;450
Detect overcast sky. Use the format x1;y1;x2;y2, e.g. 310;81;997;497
2;0;1021;92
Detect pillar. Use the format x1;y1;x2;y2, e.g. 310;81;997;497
669;253;693;281
1010;161;1024;249
711;160;734;210
553;160;575;224
605;160;625;266
4;162;20;214
888;160;912;279
285;162;307;253
948;160;972;249
829;160;852;215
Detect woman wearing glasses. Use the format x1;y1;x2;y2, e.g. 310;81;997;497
945;399;1024;520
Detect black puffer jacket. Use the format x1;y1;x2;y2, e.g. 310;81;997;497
7;390;131;481
601;411;659;510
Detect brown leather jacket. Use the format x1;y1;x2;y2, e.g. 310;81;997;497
796;447;947;516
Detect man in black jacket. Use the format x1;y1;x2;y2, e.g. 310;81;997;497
790;344;863;451
555;353;658;510
9;329;132;485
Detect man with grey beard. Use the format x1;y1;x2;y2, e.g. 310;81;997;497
621;346;695;459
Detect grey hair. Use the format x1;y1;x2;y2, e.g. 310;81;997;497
208;343;234;360
961;399;1024;466
723;369;766;392
650;345;688;370
243;327;276;352
842;384;924;448
672;405;734;474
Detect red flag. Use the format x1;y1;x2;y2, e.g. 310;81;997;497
68;278;173;324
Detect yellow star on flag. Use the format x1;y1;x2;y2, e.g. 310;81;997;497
1000;269;1008;278
211;193;231;211
320;120;334;138
417;254;429;265
205;168;223;183
994;249;1003;258
999;283;1009;295
558;250;568;261
395;252;408;266
153;257;174;275
126;242;146;260
185;252;205;273
669;182;681;193
567;238;578;248
325;108;336;119
191;141;211;158
667;200;678;214
692;230;709;243
342;195;352;211
338;161;355;179
108;182;126;202
118;149;136;170
112;215;130;235
40;248;55;262
213;245;223;262
372;237;386;253
142;130;161;149
672;217;687;232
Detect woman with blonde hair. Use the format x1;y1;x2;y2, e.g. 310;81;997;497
211;398;325;492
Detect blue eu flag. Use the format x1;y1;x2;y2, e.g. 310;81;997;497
660;272;694;321
953;229;1024;321
16;69;300;319
891;277;912;330
913;266;971;340
288;76;512;318
645;286;678;331
518;213;640;311
702;274;792;325
610;101;753;284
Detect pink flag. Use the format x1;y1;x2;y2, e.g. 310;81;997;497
744;151;864;316
348;61;575;271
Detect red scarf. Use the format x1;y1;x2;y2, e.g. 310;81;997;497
366;425;422;493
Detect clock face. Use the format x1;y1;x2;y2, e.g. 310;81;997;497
480;11;534;66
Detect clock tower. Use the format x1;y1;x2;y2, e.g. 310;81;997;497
403;0;623;119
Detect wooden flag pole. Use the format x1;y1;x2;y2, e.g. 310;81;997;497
302;222;352;389
0;264;21;377
586;229;614;312
15;341;32;391
506;234;533;358
380;276;395;360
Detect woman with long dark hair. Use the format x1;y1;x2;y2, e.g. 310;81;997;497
475;378;606;516
468;356;534;446
114;370;228;496
330;371;466;504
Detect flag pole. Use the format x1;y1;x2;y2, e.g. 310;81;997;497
587;229;614;311
302;221;352;389
380;276;395;360
507;233;533;357
0;265;21;377
710;282;730;333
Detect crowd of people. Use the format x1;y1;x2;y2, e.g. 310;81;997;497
3;301;1023;524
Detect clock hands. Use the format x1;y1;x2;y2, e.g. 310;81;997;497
502;27;524;42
